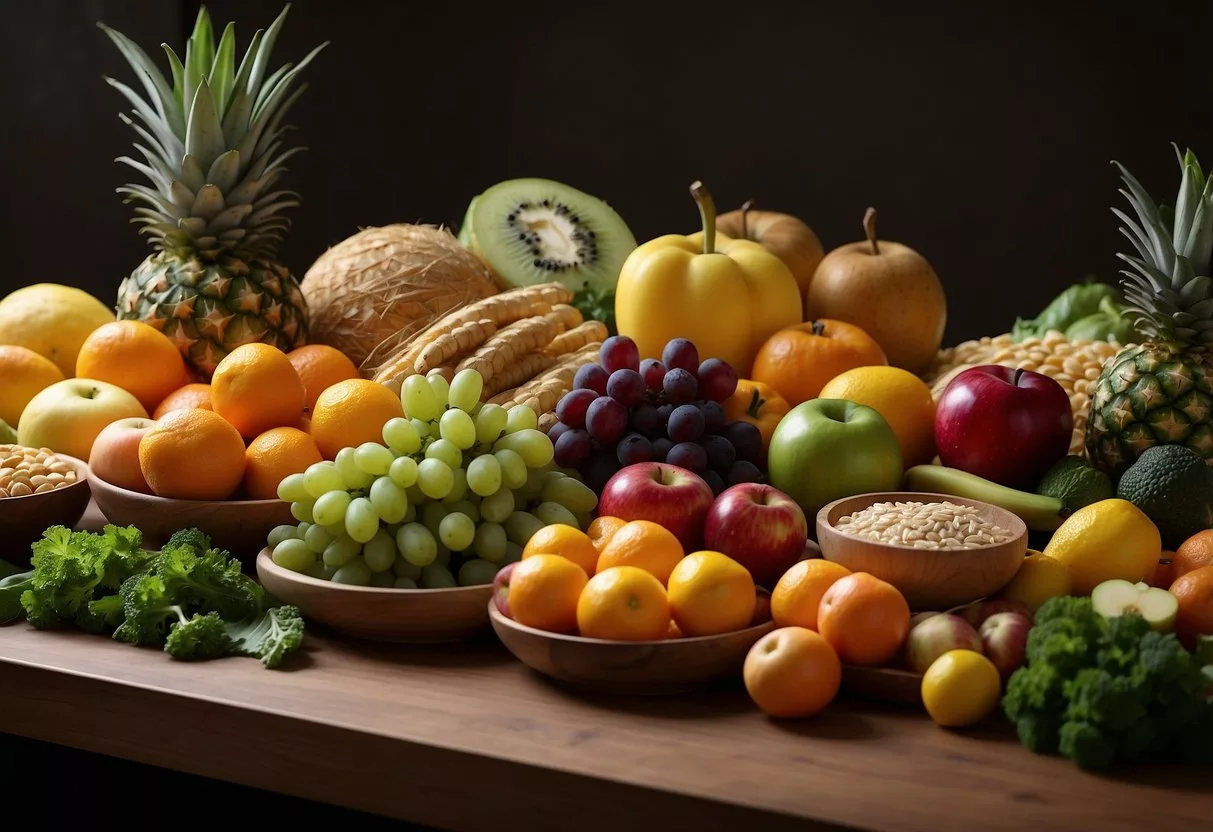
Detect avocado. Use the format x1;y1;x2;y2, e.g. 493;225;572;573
1116;445;1213;548
1037;455;1114;512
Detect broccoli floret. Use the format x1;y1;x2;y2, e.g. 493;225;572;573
162;527;211;555
164;611;235;661
164;605;305;669
112;574;186;645
1058;720;1118;770
150;541;265;621
1034;595;1100;630
96;524;151;589
1064;668;1146;732
77;593;126;634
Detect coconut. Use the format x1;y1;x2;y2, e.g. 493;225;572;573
301;224;499;369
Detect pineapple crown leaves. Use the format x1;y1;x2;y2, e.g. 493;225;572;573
98;4;328;261
1111;143;1213;347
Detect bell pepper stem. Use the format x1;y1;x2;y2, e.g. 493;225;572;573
739;199;755;239
690;181;717;255
863;207;880;255
811;320;827;337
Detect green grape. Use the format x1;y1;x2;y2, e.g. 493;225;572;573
458;558;499;587
417;458;454;500
401;502;417;524
389;455;419;488
434;543;451;566
447;499;480;525
272;538;315;573
439;512;476;551
396;523;438;567
420;563;457;589
370;571;395;588
517;467;546;502
313;489;353;526
439;408;476;450
470;402;483;417
296;521;313;538
305;561;329;581
494;429;554;468
291;500;315;523
573;511;593;529
277;472;310;502
266;524;299;549
382;416;422;455
405;483;426;506
331;557;373;586
323;535;361;568
355;442;395;476
402;374;439;421
411;417;431;439
427;370;450;409
304;523;334;553
392;556;422;580
303;461;343;498
480;487;515;523
473;522;508;562
441;468;469;504
475;404;509;444
504;511;545;546
421;501;448;535
324;564;338;578
363;528;397;572
344;496;380;543
467;454;502;498
335;447;374;489
502;541;523;564
535;501;580;529
425;438;463;470
369;476;409;524
540;475;599;514
448;368;484;412
394;576;419;589
506;404;538;433
494;449;527;490
323;521;348;539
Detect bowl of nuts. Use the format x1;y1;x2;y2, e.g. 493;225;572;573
0;444;92;565
815;491;1028;610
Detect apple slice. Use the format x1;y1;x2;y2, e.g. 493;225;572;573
1091;579;1178;633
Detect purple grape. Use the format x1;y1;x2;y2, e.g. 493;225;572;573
662;338;699;373
719;420;762;464
574;363;610;395
584;452;622;494
607;369;645;407
640;358;666;391
667;441;708;473
651;437;673;462
630;404;661;436
701;434;736;471
586;396;628;444
553;428;592;468
663;368;698;405
727;460;763;485
668;404;705;443
656;403;675;422
616;433;653;466
699;400;726;434
600;335;640;373
548;421;571;444
556;388;598;429
703;469;726;496
697;358;738;402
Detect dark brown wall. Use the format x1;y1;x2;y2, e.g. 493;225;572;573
2;0;1209;344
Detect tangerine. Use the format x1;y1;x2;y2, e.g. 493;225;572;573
576;565;670;640
210;343;306;439
743;627;841;718
508;554;588;634
595;520;685;585
817;572;911;666
751;319;887;407
244;427;323;501
771;559;851;630
152;383;213;419
138;409;246;500
75;320;188;412
522;524;599;575
1170;564;1213;649
587;515;627;552
667;551;756;636
1174;531;1213;580
287;344;361;411
310;379;405;460
0;345;64;426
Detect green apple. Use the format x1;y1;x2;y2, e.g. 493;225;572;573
767;398;903;520
18;378;148;461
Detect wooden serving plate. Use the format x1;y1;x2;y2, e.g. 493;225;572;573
0;454;91;566
816;491;1027;610
841;664;924;707
256;549;493;643
489;601;776;695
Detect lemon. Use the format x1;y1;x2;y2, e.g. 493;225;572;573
921;649;1001;728
818;365;937;466
0;284;115;377
998;551;1073;613
1043;498;1162;595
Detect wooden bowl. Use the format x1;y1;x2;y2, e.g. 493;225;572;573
0;455;92;566
842;665;924;707
816;491;1027;610
88;473;293;564
256;549;493;643
490;602;776;695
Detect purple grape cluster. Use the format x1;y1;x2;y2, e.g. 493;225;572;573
548;335;765;494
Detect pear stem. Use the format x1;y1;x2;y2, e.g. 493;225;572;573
691;181;716;255
739;199;755;239
864;207;880;255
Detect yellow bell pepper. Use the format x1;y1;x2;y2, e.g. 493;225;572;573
614;182;803;376
723;379;789;451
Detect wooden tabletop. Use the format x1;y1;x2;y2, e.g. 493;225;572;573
0;510;1209;831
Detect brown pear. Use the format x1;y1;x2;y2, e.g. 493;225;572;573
716;202;824;315
806;208;946;375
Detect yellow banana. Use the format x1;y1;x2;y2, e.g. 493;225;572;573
903;465;1067;532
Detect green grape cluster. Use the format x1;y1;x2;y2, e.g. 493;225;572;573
266;368;598;589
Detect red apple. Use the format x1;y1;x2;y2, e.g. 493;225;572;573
88;416;157;493
958;599;1035;630
934;365;1072;488
979;611;1033;680
703;483;809;589
492;562;518;619
904;613;983;674
597;462;714;550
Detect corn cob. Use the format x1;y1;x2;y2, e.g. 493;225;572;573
485;352;558;397
504;342;603;413
544;320;609;357
455;311;567;385
414;318;497;375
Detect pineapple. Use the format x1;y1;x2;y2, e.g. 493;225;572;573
1085;146;1213;477
101;5;325;377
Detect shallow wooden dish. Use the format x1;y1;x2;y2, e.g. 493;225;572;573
816;491;1027;610
256;549;493;643
842;665;924;707
89;473;293;564
490;602;776;695
0;455;92;566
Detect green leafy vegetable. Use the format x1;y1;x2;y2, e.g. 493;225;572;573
1012;280;1128;342
572;283;616;336
166;605;304;668
0;568;34;625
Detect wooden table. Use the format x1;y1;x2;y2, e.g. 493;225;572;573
1;511;1210;831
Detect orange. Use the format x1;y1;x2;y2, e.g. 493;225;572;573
587;515;627;552
210;343;306;439
309;378;405;460
771;559;852;630
1174;531;1213;580
1170;565;1213;649
595;520;685;585
0;345;64;426
743;627;841;718
287;344;361;411
507;554;588;634
818;365;937;466
576;566;670;640
817;572;911;666
152;382;213;419
75;320;188;412
243;427;323;501
751;319;887;407
522;524;599;575
667;551;756;636
138;408;246;500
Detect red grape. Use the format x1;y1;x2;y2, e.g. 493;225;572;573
584;452;622;493
703;470;726;496
553;428;592;468
607;369;645;407
630;404;661;436
574;363;610;395
667;441;708;473
668;404;705;442
699;401;726;434
548;421;571;444
600;335;640;373
701;434;737;471
616;433;653;466
651;437;673;462
640;358;666;391
727;460;763;485
663;368;698;404
662;338;699;373
586;396;628;444
718;420;762;464
697;358;738;402
556;388;598;429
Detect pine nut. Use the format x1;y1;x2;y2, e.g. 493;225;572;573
835;500;1014;549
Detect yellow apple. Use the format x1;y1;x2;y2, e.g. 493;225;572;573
89;416;157;492
18;379;148;461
